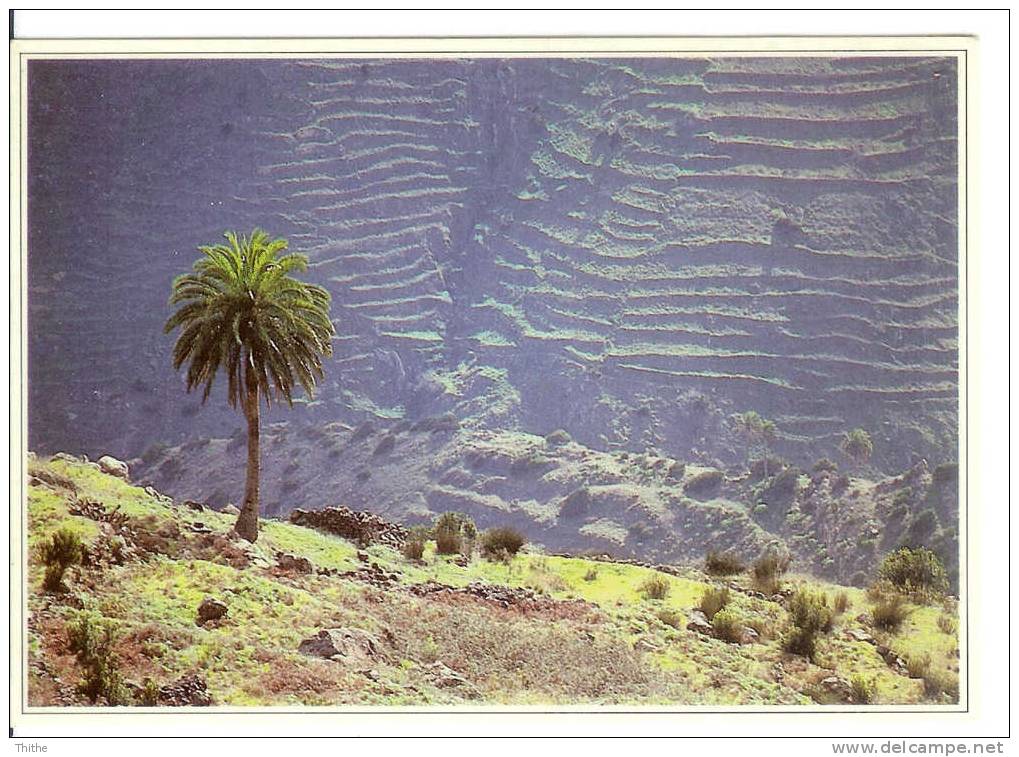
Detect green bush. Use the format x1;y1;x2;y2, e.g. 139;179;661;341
871;592;911;631
906;653;931;680
67;610;128;705
434;529;462;556
783;625;819;661
698;586;730;620
788;589;834;633
840;428;873;466
937;613;958;635
40;527;84;592
783;589;834;661
434;512;476;555
833;591;851;615
639;574;670;601
711;608;744;643
878;547;948;598
704;551;745;576
752;552;789;594
657;608;683;629
922;668;959;701
402;538;425;561
812;458;838;475
850;675;877;704
480;527;526;560
139;677;161;707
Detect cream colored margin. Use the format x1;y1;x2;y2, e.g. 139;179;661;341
9;35;973;735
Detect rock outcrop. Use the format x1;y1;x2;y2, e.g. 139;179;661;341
98;455;129;480
289;506;408;548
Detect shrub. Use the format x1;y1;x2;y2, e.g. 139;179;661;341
402;538;425;561
434;529;462;556
833;591;851;615
906;653;931;680
711;608;744;643
544;429;572;446
840;428;874;467
698;586;730;621
783;625;819;661
705;551;745;576
788;589;834;634
67;610;128;705
871;593;910;631
139;677;161;707
639;574;670;601
657;608;683;629
850;675;877;704
433;512;476;555
878;547;948;598
684;469;723;499
783;589;834;661
480;527;526;560
39;527;84;592
937;613;958;635
922;669;959;701
752;552;789;594
583;567;598;582
813;458;838;475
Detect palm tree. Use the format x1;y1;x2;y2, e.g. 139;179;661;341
164;229;334;542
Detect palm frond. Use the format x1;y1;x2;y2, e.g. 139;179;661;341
165;229;335;408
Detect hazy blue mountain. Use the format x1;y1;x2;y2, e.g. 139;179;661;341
28;57;958;475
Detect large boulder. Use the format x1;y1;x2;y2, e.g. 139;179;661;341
196;597;228;626
98;455;129;480
158;674;212;706
686;609;713;636
298;628;380;663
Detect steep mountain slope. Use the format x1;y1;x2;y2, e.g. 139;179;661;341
133;413;959;590
26;456;960;706
29;56;958;475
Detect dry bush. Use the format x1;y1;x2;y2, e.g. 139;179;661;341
698;586;730;621
639;574;670;601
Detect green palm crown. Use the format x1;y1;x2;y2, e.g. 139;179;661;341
164;229;335;408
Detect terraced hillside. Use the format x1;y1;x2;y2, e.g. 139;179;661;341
29;56;958;474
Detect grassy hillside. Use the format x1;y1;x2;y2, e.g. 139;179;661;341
26;455;959;707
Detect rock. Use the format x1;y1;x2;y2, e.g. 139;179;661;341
98;455;130;480
277;552;313;573
196;597;228;626
182;499;205;512
290;507;408;549
686;609;713;635
426;661;469;688
634;637;659;652
298;628;380;663
222;504;241;516
158;674;212;706
740;626;760;645
845;628;876;644
53;452;81;463
819;675;853;702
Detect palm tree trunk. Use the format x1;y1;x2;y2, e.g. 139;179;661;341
234;363;261;542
